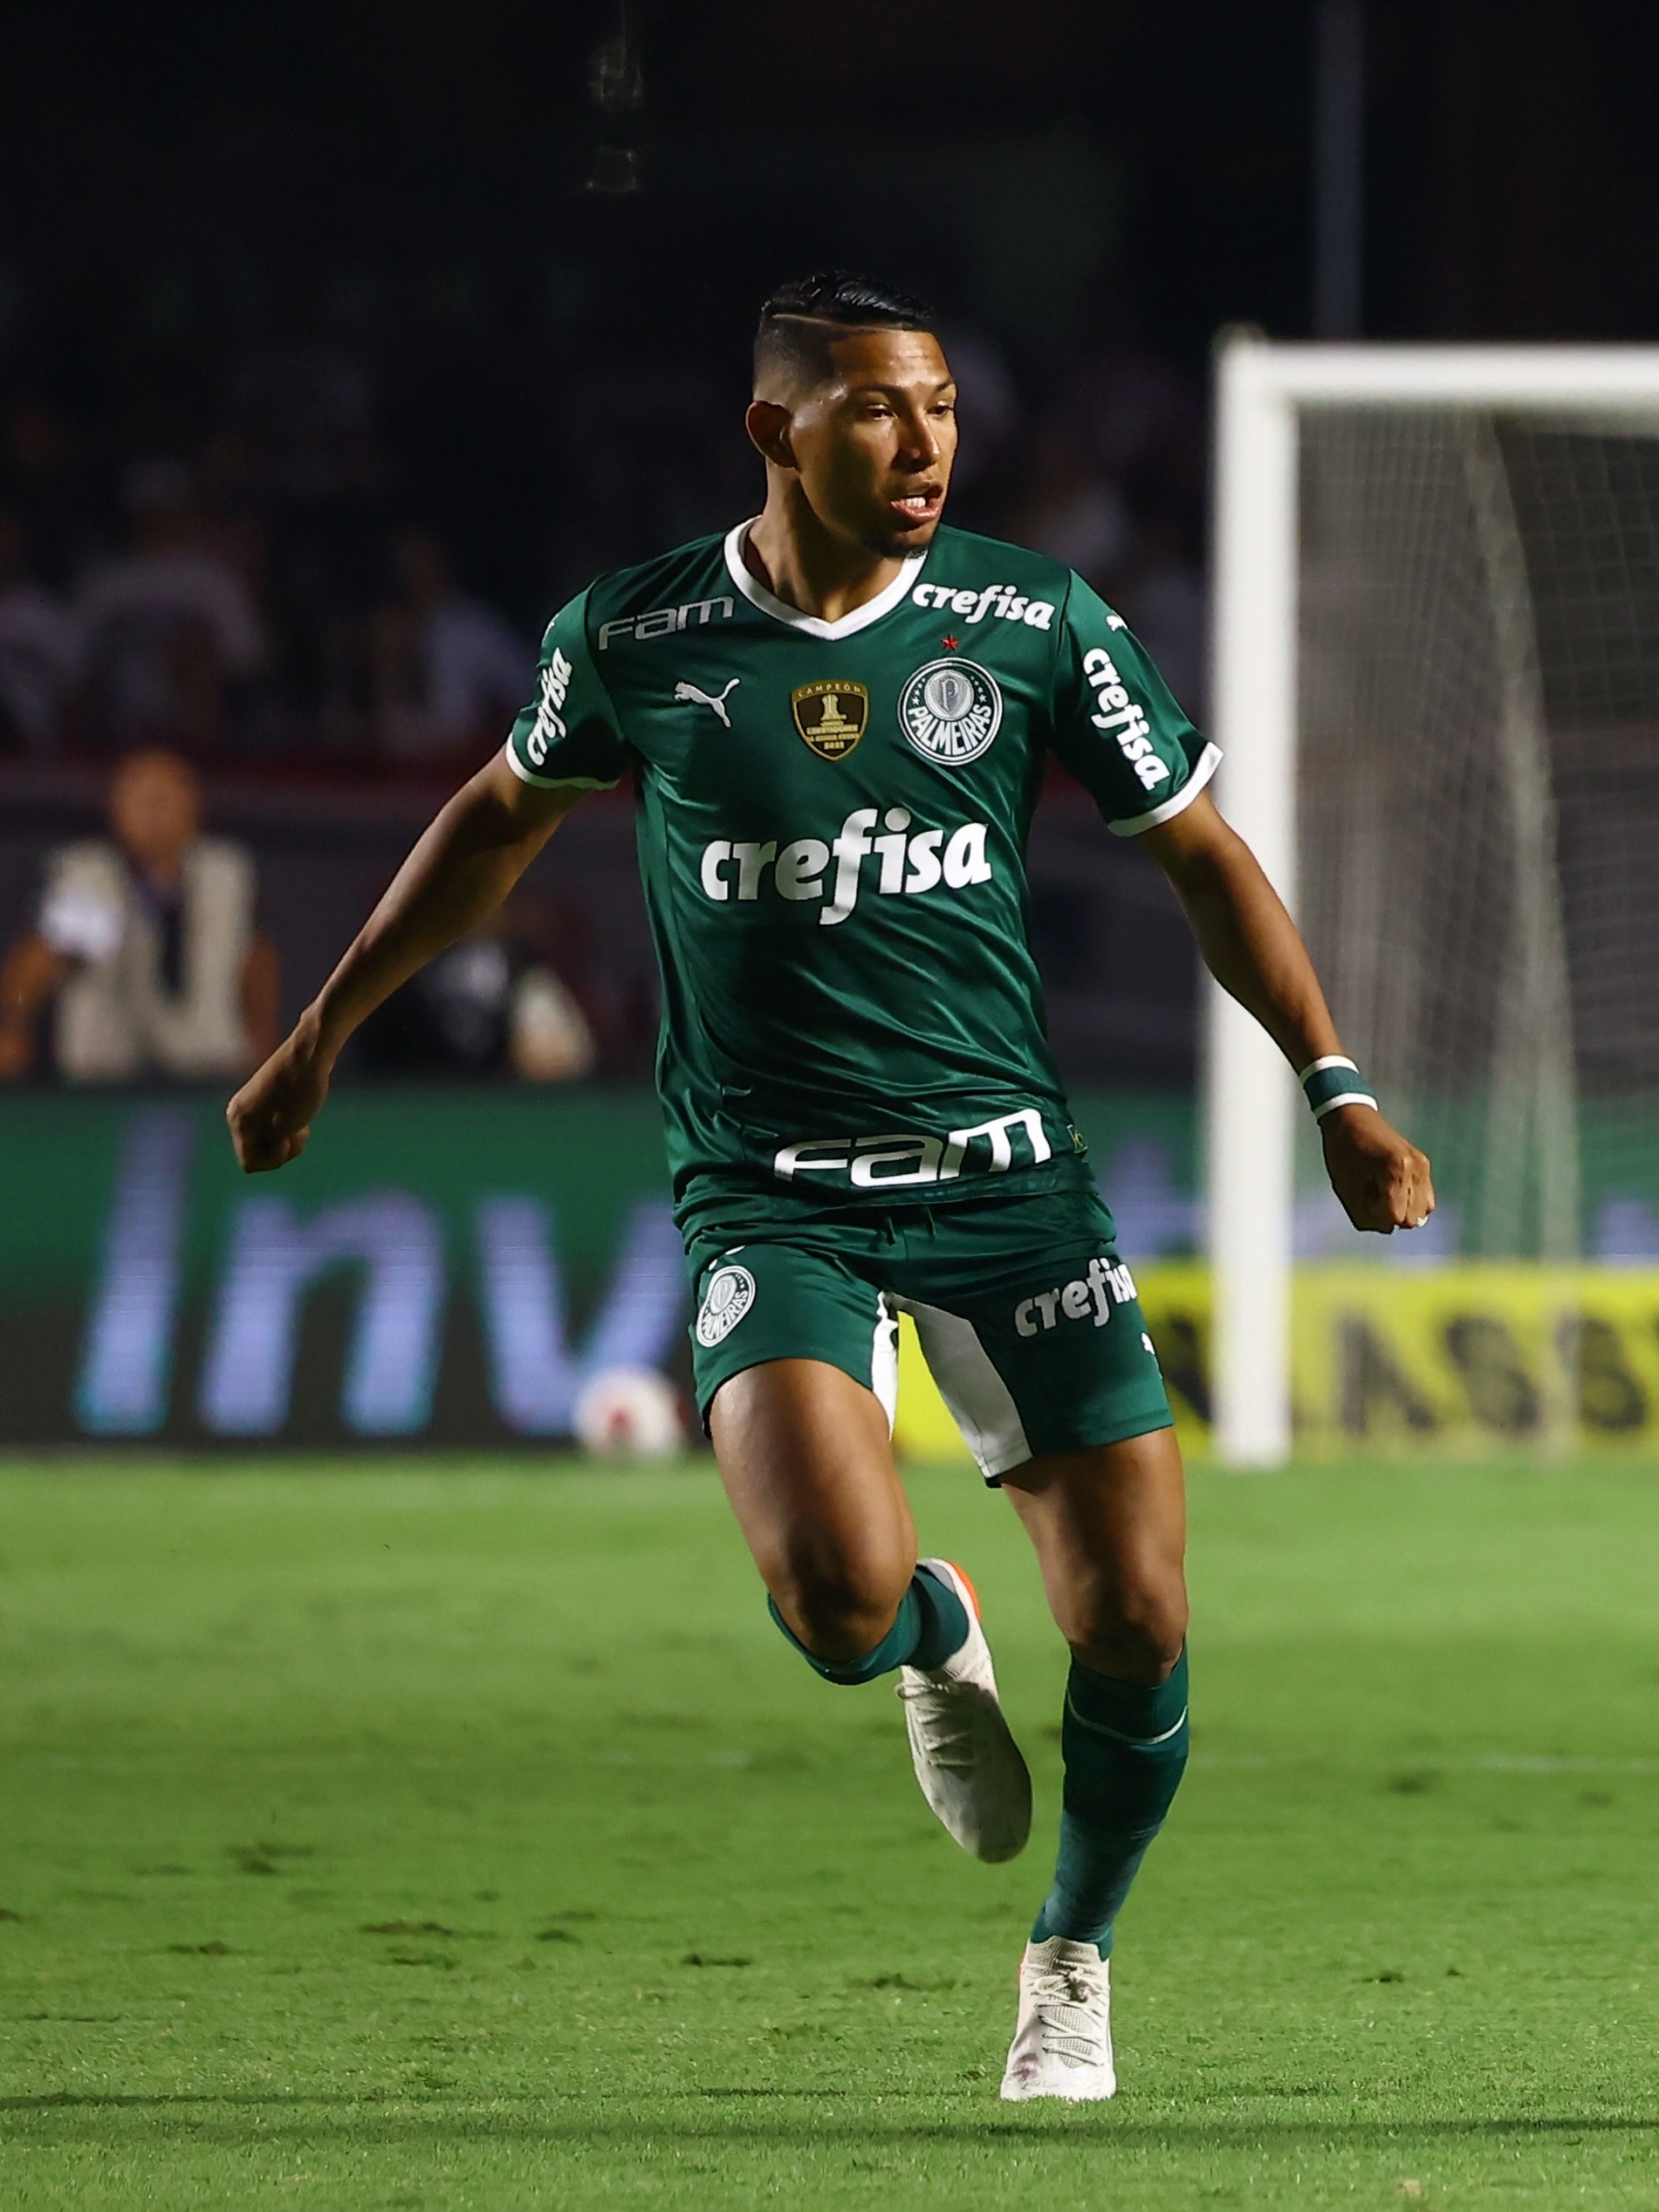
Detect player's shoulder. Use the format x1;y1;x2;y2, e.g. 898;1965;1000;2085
581;531;736;643
922;525;1077;615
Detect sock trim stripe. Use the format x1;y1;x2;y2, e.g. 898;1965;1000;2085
1065;1693;1189;1748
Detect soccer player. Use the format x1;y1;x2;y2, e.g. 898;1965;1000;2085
228;272;1434;2099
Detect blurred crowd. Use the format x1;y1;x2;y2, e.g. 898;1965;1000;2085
0;316;1207;774
0;402;533;774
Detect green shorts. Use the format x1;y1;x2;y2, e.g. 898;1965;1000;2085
686;1186;1172;1483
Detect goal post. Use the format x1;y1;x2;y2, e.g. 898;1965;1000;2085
1206;334;1659;1467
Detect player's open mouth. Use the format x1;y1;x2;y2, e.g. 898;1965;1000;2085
888;488;943;527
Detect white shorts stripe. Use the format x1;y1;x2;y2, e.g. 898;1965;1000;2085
891;1295;1031;1480
871;1294;899;1436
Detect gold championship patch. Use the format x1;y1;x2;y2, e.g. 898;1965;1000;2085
791;680;869;759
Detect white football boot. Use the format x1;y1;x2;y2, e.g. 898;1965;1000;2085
895;1559;1032;1864
998;1936;1116;2101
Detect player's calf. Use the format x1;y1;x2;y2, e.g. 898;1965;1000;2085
1034;1645;1190;1944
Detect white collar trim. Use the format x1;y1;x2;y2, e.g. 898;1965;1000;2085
723;520;927;640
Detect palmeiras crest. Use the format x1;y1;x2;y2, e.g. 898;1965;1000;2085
898;658;1003;766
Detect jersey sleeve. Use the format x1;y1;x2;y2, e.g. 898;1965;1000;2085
1047;574;1221;835
504;589;628;790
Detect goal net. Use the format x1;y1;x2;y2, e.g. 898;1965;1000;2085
1207;340;1659;1463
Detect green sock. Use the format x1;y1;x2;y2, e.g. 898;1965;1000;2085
767;1563;969;1686
1031;1647;1189;1956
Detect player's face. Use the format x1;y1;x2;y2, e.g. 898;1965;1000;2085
787;330;958;560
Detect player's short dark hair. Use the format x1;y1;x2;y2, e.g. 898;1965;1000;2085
754;271;937;394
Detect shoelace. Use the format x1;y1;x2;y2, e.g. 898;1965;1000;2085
1029;1966;1110;2068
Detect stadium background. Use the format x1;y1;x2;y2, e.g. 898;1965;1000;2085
6;2;1659;1454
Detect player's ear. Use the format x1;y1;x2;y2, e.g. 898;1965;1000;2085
744;399;797;471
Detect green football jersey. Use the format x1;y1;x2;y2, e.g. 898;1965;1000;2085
504;521;1218;1235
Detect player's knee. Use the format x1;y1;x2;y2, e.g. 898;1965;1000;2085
1068;1573;1188;1686
771;1543;915;1666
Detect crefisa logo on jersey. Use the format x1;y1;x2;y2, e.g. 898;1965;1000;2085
792;680;868;760
696;1263;756;1347
899;658;1003;766
525;647;574;767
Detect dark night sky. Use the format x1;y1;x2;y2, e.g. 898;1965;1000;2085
2;0;1656;621
3;0;1656;351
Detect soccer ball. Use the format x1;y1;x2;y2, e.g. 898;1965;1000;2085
572;1367;687;1458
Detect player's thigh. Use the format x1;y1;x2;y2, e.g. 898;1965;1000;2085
695;1241;915;1633
711;1359;915;1638
999;1429;1188;1683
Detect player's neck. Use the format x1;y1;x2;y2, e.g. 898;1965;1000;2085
744;487;911;626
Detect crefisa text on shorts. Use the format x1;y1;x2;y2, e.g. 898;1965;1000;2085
1014;1256;1138;1337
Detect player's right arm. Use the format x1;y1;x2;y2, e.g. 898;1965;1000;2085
228;592;627;1173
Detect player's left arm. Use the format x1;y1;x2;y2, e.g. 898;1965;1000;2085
1141;790;1434;1235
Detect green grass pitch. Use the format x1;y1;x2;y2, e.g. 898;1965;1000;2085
2;1457;1658;2209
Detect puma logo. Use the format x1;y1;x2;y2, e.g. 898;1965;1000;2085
674;677;740;728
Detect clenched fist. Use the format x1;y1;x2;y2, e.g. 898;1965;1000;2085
1320;1103;1435;1234
227;1019;333;1173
